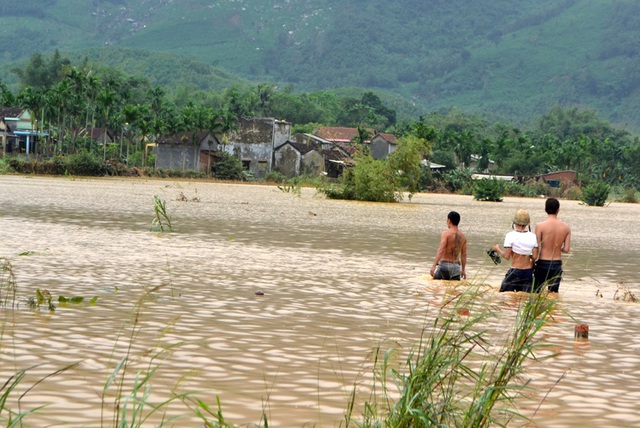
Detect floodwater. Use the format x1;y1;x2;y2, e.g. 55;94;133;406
0;175;639;427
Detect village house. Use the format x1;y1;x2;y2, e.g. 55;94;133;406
273;140;325;177
224;117;291;178
60;127;115;144
369;133;398;160
280;132;353;178
154;131;218;173
0;107;43;157
313;126;398;160
153;116;291;177
536;170;578;189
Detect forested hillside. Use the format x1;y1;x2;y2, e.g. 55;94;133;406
1;0;640;128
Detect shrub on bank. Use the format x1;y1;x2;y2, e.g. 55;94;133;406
563;185;583;200
473;177;505;201
503;179;550;197
581;181;610;206
211;152;246;181
64;151;108;176
318;155;399;202
612;186;639;203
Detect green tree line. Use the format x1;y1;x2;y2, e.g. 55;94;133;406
3;51;640;194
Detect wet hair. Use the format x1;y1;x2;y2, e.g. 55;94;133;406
545;198;560;214
448;211;461;226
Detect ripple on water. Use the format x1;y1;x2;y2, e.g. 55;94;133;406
3;178;640;427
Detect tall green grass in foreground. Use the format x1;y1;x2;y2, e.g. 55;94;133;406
345;288;557;427
1;254;556;427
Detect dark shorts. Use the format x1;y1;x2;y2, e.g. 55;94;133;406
500;268;533;293
534;260;563;293
433;262;461;281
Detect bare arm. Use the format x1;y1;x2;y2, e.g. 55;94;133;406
535;229;542;260
460;239;467;279
493;243;512;261
562;229;571;253
430;232;447;277
531;247;539;268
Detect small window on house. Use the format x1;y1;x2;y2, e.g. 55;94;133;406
242;160;251;171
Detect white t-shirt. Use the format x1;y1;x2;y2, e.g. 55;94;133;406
503;230;538;256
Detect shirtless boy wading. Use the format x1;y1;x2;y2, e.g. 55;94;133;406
430;211;467;280
534;198;571;292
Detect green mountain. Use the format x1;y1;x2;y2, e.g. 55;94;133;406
2;0;640;128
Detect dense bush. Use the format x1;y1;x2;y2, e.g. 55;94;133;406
64;151;108;176
318;155;399;202
581;181;610;206
503;179;549;198
563;185;583;200
211;152;246;181
265;170;288;183
612;187;638;203
472;177;505;202
439;169;473;193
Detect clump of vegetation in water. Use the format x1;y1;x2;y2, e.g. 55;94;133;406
26;289;98;312
0;257;17;309
278;178;302;196
614;284;638;302
151;195;173;232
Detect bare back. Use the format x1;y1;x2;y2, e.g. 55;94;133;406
440;229;467;263
535;216;571;261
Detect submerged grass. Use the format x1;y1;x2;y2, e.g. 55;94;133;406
345;287;558;427
151;195;174;232
0;258;17;309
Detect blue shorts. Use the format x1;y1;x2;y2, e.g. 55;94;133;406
500;268;533;293
534;260;563;293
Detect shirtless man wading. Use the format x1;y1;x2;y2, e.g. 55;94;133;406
534;198;571;293
430;211;467;280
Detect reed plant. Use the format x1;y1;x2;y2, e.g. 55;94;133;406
345;288;557;427
101;284;183;427
98;284;271;428
151;195;174;232
0;257;17;309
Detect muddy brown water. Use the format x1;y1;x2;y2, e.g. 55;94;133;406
1;175;639;427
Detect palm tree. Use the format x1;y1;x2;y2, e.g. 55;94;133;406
96;86;117;160
122;104;142;161
216;109;238;154
148;115;167;167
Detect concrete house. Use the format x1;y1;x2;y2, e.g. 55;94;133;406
370;133;397;160
154;131;218;172
153;117;291;176
274;141;325;177
285;131;362;178
314;126;398;160
221;117;291;178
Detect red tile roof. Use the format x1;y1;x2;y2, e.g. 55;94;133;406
316;126;371;143
315;126;396;143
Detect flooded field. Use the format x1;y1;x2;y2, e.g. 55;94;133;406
1;175;639;427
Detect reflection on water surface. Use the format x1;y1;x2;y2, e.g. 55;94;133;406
1;176;640;427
